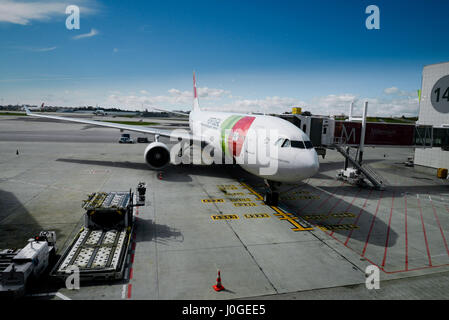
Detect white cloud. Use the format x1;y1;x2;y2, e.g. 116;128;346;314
384;86;399;95
106;86;231;109
197;87;231;99
30;46;57;52
365;97;419;117
384;86;416;97
308;94;357;115
219;96;305;113
72;28;98;40
0;0;95;25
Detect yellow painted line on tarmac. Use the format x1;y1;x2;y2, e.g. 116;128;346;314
233;202;258;207
229;198;253;202
317;224;359;231
330;212;356;218
217;185;239;190
271;206;313;231
225;192;247;196
239;182;313;232
303;214;329;221
202;199;225;203
281;195;320;201
244;213;270;219
240;182;264;201
211;214;239;220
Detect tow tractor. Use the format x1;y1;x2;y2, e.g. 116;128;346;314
51;183;146;281
0;231;57;298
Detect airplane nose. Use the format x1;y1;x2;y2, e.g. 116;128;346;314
295;149;319;179
306;149;320;176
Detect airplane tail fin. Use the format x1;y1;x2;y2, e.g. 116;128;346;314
193;71;200;112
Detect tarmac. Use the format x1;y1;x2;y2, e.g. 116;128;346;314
1;114;449;300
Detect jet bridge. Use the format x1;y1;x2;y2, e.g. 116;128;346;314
280;103;449;189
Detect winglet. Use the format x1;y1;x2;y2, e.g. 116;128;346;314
193;71;198;99
24;106;32;116
193;71;200;111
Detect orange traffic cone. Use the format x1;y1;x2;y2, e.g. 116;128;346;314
213;270;225;292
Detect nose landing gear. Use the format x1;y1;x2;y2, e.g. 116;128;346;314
264;179;281;206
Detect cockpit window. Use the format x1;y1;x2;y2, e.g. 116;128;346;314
281;139;291;148
275;138;284;146
278;139;314;149
304;141;314;149
291;141;306;149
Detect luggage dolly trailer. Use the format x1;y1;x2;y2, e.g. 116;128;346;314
0;231;57;298
51;183;147;282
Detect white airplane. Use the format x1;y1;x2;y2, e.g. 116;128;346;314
93;109;107;116
25;73;319;205
25;102;45;111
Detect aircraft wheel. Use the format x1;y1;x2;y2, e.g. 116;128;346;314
264;191;279;206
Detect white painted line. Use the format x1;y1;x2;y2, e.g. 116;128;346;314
27;292;58;297
55;292;71;300
121;284;127;299
28;292;70;300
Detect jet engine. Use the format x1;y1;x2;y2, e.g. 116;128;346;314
144;142;171;169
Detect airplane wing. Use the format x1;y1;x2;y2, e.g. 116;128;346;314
25;107;194;141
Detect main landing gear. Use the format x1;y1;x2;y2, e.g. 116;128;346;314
263;179;281;206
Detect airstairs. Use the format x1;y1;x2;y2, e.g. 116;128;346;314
332;101;386;190
333;144;385;190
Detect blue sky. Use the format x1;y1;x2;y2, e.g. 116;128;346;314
1;0;448;116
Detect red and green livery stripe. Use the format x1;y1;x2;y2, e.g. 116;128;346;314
220;115;256;157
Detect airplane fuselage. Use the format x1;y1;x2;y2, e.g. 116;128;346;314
189;110;319;183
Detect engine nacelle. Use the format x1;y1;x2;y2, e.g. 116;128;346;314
144;142;171;169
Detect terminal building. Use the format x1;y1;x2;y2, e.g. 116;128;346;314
280;61;449;180
414;61;449;169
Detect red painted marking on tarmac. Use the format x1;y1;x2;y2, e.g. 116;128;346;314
329;188;362;236
131;253;135;263
325;187;352;218
362;191;383;257
129;268;134;280
132;242;136;251
316;192;449;274
417;197;432;266
344;189;373;246
315;181;344;211
127;284;132;299
322;222;449;274
381;192;395;268
429;196;449;258
405;196;409;271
